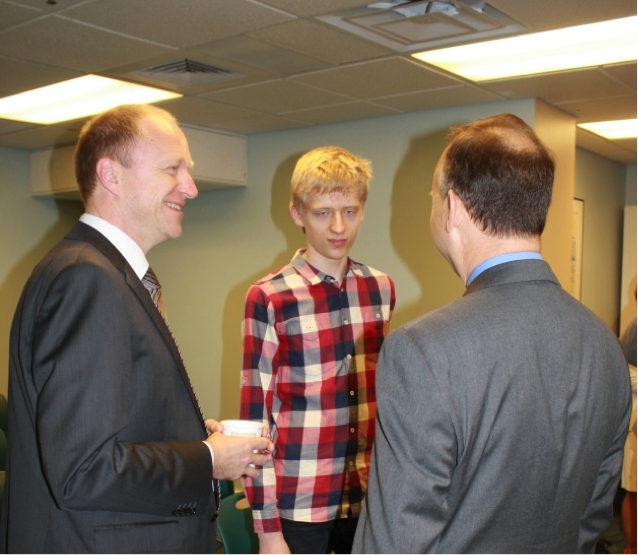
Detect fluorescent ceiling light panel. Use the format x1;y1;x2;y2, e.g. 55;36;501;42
0;75;182;124
412;16;637;81
578;119;637;140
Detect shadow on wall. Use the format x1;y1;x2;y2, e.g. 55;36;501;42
389;128;464;328
0;199;84;392
218;153;304;419
621;274;638;333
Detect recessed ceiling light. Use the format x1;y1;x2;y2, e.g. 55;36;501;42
412;16;637;81
0;75;182;124
578;119;637;140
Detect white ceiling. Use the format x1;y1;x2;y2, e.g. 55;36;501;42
0;0;635;163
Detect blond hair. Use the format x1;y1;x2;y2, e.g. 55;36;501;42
290;146;372;211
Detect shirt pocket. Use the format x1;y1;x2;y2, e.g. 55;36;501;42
277;315;335;379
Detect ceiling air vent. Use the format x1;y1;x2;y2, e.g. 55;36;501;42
132;59;244;88
317;0;528;52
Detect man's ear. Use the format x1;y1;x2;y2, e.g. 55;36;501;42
446;190;467;233
95;158;120;196
289;203;305;228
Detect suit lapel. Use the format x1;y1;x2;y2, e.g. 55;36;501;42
66;222;204;427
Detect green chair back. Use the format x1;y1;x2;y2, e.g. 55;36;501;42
0;394;7;437
0;394;7;521
219;479;235;499
217;492;259;554
0;430;6;472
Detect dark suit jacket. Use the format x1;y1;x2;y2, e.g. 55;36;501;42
1;223;217;553
354;259;631;554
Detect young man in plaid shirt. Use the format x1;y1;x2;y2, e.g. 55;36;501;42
241;146;395;554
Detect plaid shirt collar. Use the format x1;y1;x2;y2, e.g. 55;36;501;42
290;248;365;284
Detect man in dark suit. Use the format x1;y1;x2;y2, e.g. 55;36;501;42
353;113;632;553
1;104;273;553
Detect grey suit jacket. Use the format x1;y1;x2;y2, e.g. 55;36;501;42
1;223;217;553
353;260;631;554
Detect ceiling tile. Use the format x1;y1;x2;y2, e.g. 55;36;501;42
487;0;637;32
0;1;41;30
576;128;636;164
372;85;504;112
12;0;87;10
106;50;276;95
602;63;637;92
293;57;461;99
282;101;400;126
211;114;310;134
0;125;79;150
481;68;636;104
0;16;170;72
557;95;638;122
254;0;371;17
158;97;262;128
0;118;33;135
0;0;633;162
204;80;351;114
193;36;332;76
248;19;393;65
0;56;79;95
63;0;295;48
615;138;637;151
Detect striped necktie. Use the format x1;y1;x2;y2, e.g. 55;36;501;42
141;267;166;320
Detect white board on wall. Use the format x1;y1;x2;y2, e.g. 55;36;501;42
620;205;637;333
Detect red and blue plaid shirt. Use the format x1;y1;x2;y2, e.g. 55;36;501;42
240;250;395;533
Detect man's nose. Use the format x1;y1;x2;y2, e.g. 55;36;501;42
178;171;198;199
331;213;345;233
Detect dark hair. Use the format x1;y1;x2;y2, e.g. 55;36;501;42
74;104;175;203
439;113;555;237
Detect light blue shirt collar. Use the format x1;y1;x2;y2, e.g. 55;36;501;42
466;252;542;286
80;213;149;279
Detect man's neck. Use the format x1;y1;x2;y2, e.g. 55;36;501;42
458;235;541;285
301;249;349;284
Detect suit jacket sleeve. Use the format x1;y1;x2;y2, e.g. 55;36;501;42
28;259;212;516
354;327;456;553
578;365;632;553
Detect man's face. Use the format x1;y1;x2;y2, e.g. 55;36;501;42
116;116;197;253
290;190;365;274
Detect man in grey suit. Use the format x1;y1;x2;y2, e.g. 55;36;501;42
1;104;273;553
353;113;631;553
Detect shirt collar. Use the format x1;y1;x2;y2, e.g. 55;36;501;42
290;248;362;284
80;213;149;279
466;251;542;286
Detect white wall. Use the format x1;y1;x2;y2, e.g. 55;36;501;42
0;98;629;421
0;148;82;399
148;97;557;420
574;148;628;332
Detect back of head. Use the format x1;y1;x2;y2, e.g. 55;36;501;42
74;104;176;204
440;113;555;238
290;146;372;211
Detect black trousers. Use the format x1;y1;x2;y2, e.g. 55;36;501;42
280;516;359;554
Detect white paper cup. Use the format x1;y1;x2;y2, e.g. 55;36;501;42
221;419;263;438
